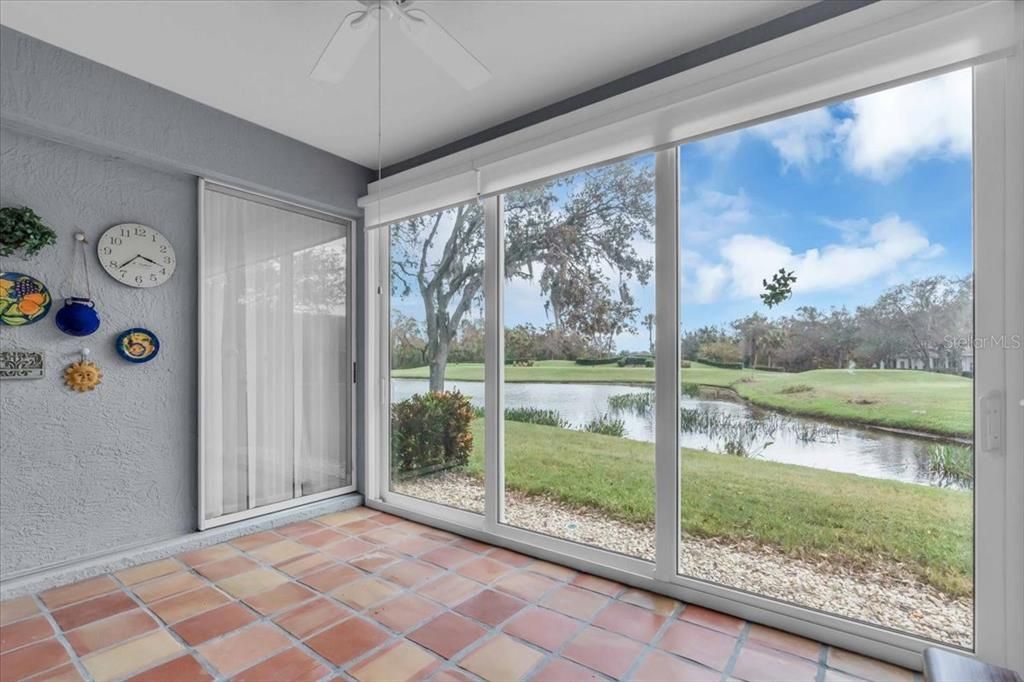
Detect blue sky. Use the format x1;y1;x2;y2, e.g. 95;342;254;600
396;69;973;353
677;68;972;338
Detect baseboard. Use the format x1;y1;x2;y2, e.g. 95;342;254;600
0;492;363;599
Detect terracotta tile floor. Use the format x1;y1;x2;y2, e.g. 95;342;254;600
0;507;919;682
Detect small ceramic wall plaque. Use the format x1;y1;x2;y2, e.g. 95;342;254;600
116;328;159;363
0;350;44;379
64;349;102;392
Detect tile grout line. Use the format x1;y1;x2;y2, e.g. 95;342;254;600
27;591;93;682
188;518;388;679
817;642;830;682
721;620;753;681
110;569;227;682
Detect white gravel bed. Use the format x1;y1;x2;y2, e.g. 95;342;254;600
393;470;972;648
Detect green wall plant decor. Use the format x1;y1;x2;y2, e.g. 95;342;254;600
0;206;58;258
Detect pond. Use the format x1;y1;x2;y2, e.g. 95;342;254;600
391;378;965;488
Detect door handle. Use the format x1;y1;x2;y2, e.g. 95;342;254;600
979;391;1003;454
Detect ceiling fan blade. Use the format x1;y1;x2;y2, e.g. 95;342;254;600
310;10;377;83
400;9;490;90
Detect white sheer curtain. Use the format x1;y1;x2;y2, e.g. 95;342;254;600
201;185;350;522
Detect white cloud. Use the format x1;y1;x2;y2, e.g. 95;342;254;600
683;215;943;303
748;108;836;171
838;69;971;181
705;69;971;181
819;216;871;243
681;189;751;243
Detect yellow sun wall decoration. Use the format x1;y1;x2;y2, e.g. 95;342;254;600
63;360;102;392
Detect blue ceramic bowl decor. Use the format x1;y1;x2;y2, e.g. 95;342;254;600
55;297;100;336
116;328;159;363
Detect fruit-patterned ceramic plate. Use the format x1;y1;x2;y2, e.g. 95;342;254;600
0;272;52;326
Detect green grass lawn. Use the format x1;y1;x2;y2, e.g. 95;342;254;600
393;360;972;436
461;419;972;596
734;369;972;437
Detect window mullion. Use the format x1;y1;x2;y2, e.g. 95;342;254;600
654;147;680;582
484;195;505;532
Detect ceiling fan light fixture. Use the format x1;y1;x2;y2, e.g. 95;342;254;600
310;0;490;90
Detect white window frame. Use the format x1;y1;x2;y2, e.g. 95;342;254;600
197;179;358;530
363;22;1024;674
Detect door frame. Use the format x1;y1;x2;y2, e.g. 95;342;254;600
197;178;358;531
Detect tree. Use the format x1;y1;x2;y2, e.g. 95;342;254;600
642;313;656;354
681;325;732;361
505;324;538;364
391;203;485;391
761;268;797;308
390;311;428;369
698;339;743;364
862;275;971;369
391;161;654;390
732;312;769;367
761;328;787;368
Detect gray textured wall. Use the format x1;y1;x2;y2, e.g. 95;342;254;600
0;27;372;579
0;129;198;577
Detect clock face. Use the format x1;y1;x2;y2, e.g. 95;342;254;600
97;224;176;288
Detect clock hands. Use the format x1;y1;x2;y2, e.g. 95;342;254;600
117;254;161;268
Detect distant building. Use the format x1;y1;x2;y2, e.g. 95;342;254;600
876;349;972;374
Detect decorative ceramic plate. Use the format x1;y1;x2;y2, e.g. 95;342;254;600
116;327;160;363
0;272;52;326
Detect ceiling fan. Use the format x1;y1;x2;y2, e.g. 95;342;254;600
311;0;491;90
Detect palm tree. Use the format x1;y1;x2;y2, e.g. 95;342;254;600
643;313;656;354
762;328;787;369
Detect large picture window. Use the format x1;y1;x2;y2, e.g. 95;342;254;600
370;50;1019;668
500;155;657;558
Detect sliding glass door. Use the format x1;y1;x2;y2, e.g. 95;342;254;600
200;181;353;528
676;69;975;647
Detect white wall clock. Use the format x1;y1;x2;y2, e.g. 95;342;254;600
97;223;176;288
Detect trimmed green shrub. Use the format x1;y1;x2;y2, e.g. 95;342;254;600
575;356;620;366
696;357;744;370
391;391;474;478
616;355;650;367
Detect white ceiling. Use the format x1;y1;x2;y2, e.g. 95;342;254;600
0;0;810;169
